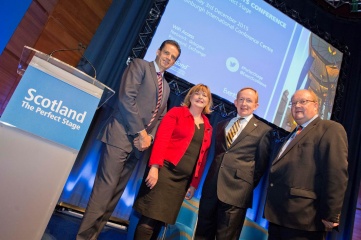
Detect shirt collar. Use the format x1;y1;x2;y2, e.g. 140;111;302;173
153;61;162;75
236;114;253;123
300;114;318;128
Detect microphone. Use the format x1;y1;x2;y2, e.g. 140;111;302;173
78;53;97;79
48;43;97;79
48;47;80;58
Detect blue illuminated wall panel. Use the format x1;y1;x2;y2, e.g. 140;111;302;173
0;0;32;54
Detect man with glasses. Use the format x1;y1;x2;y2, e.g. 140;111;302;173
76;40;181;240
265;89;348;240
195;87;273;240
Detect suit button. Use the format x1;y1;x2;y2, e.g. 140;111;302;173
270;183;274;187
221;164;224;168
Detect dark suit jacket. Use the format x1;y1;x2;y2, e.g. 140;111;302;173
265;117;348;231
99;58;170;154
202;115;273;208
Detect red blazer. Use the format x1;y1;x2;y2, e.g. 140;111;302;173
149;106;213;188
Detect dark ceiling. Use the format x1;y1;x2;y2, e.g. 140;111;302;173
316;0;361;18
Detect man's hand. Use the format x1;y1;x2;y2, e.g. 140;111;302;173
145;165;159;189
134;129;152;151
322;219;339;231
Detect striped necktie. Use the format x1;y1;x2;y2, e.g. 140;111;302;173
226;118;243;148
148;72;163;126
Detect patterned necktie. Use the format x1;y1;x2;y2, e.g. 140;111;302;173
148;72;163;126
226;118;243;148
295;125;303;136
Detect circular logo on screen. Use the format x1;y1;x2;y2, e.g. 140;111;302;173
226;57;239;72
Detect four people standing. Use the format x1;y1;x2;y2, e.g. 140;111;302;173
132;84;213;240
195;87;273;240
265;89;348;240
76;39;348;240
76;40;181;240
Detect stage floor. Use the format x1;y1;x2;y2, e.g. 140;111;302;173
42;211;127;240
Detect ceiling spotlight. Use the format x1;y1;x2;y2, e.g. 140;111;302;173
290;10;299;19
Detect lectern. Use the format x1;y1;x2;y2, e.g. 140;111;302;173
0;46;114;240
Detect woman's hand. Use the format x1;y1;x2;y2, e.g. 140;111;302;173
185;186;196;200
145;165;159;189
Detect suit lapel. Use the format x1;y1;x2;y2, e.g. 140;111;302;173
160;76;167;105
220;119;231;148
149;61;159;99
146;62;167;131
273;117;321;165
149;61;168;106
272;130;295;165
229;116;258;148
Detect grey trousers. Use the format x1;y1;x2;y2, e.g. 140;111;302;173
76;143;147;240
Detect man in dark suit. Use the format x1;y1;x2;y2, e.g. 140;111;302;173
76;40;181;240
195;87;273;240
265;89;348;240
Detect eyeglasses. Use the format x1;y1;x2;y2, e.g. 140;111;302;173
289;100;316;106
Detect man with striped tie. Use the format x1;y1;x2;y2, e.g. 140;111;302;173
195;87;273;240
77;40;181;240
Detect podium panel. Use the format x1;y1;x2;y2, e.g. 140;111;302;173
0;122;78;240
2;54;102;150
0;46;114;239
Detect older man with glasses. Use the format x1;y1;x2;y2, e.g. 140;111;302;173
265;89;348;240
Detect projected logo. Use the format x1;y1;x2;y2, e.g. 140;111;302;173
226;57;239;72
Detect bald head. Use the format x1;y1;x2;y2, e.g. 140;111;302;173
290;89;319;125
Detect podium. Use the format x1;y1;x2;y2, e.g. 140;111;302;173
0;46;114;240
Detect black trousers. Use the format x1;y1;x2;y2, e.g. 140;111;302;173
268;222;327;240
195;196;247;240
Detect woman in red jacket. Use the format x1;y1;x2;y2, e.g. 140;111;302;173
133;84;213;240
